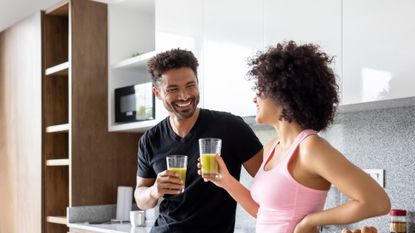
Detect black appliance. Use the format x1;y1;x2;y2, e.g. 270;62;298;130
114;83;155;123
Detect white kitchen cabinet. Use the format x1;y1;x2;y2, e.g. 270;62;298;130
202;0;264;116
264;0;343;101
155;0;204;106
155;0;203;53
155;0;261;117
342;0;415;105
155;0;341;116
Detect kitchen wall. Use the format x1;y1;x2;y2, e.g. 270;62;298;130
237;102;415;233
0;12;42;233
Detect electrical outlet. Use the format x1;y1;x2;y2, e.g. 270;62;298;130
363;169;384;188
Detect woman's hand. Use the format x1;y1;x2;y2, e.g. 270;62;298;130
198;154;260;217
197;154;232;189
293;216;319;233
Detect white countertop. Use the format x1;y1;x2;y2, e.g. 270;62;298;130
69;222;253;233
68;223;152;233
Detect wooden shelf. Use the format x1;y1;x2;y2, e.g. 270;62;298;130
111;51;156;70
46;216;67;225
46;123;70;133
46;159;70;166
45;61;69;76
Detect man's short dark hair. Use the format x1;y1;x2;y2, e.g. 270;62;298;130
147;48;199;86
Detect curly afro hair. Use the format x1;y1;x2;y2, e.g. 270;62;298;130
248;41;339;131
147;48;199;86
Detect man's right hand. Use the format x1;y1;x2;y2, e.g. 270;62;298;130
150;170;184;198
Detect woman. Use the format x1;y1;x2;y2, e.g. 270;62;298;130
199;41;390;233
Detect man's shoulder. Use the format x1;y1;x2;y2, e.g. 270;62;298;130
202;108;243;123
140;117;169;143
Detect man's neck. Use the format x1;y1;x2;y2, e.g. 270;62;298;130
169;108;201;138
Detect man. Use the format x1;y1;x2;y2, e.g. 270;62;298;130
134;48;263;233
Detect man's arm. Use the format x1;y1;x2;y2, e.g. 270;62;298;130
242;149;263;177
134;171;184;210
135;176;158;210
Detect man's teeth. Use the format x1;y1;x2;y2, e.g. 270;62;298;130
177;101;191;107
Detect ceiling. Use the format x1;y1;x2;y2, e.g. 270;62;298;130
0;0;154;32
0;0;60;32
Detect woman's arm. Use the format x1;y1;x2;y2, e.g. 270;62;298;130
198;139;277;217
206;155;260;217
296;137;390;232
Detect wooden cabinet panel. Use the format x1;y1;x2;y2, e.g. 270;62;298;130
42;1;139;233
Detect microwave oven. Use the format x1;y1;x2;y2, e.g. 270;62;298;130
114;83;155;123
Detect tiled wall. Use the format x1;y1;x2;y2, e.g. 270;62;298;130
237;104;415;233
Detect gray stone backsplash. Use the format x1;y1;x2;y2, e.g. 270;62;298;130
238;103;415;233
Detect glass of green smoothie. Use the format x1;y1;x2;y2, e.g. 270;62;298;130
166;155;187;193
198;138;222;179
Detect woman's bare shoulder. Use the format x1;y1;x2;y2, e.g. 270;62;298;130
298;134;346;167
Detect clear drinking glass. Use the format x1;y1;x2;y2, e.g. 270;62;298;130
166;155;188;192
198;138;222;179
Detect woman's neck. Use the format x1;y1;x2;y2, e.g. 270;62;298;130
273;121;304;148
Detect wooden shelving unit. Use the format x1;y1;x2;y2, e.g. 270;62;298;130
46;216;67;225
46;159;70;166
45;61;69;76
46;123;70;133
41;1;139;233
42;1;70;232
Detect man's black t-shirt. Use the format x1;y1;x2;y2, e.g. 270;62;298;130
137;109;263;233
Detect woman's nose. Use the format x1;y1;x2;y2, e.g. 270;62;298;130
253;96;257;104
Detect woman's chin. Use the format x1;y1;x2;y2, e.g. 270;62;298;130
255;115;263;124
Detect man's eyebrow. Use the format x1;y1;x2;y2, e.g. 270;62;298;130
166;84;179;88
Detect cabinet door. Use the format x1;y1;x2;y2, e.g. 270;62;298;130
202;0;263;116
155;0;203;52
155;0;203;113
264;0;342;101
342;0;415;105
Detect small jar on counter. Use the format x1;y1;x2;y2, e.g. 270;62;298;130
390;209;407;233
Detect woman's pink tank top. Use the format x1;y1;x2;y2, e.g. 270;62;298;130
251;129;328;233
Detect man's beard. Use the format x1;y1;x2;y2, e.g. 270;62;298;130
167;96;199;120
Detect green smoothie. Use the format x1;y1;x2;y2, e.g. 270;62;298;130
169;167;187;184
168;167;187;184
201;153;219;178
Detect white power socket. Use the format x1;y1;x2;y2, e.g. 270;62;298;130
363;169;384;188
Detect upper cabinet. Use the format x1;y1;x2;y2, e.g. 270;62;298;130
342;0;415;105
155;0;205;108
201;0;342;116
155;0;203;53
202;0;263;116
264;0;342;99
108;0;167;132
111;0;415;131
155;0;263;117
